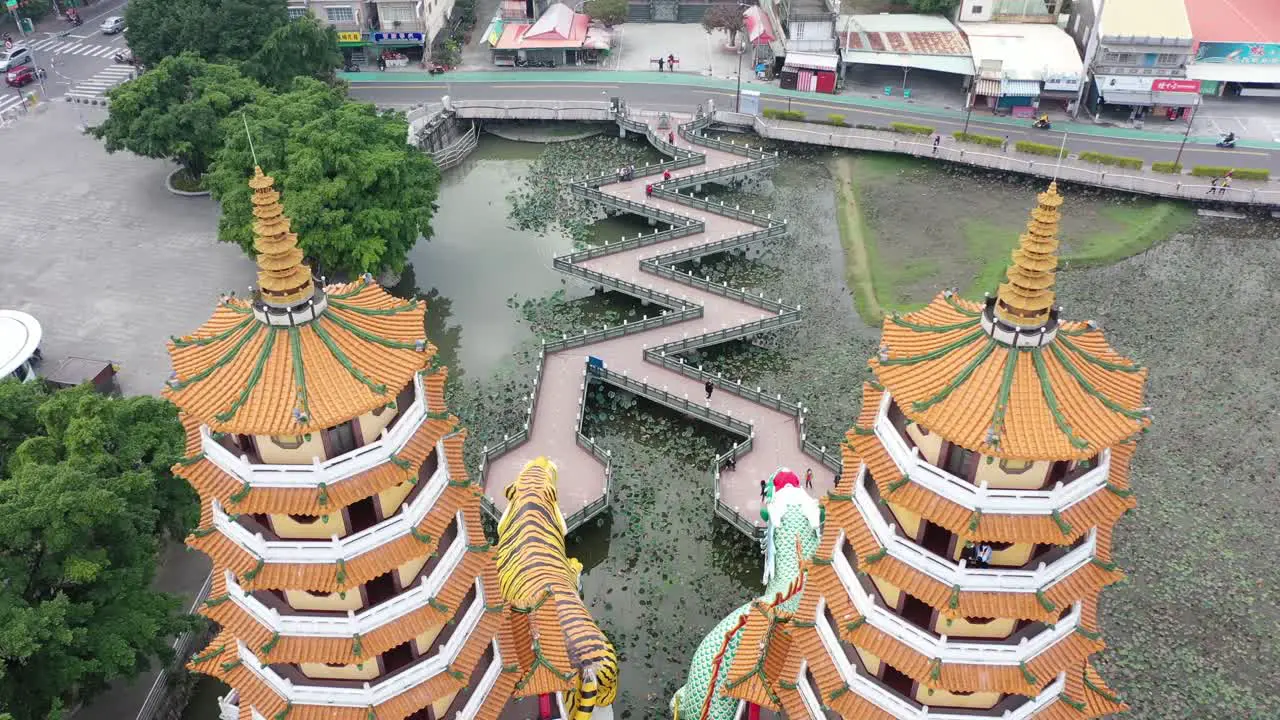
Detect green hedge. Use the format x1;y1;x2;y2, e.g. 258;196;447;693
952;131;1004;147
1015;140;1069;158
890;122;934;136
1151;161;1183;174
1189;165;1270;181
827;113;847;126
762;108;807;122
1078;151;1144;170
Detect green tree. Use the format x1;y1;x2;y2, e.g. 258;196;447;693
701;4;746;47
206;78;442;277
242;15;343;91
0;379;48;476
584;0;627;27
0;383;198;720
124;0;289;67
90;53;265;179
906;0;961;13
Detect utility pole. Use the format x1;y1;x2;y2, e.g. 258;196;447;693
1172;111;1194;170
1072;0;1106;119
735;42;743;112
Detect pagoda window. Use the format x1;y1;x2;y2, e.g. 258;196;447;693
381;639;416;676
998;458;1033;473
920;519;955;558
271;435;305;450
365;571;398;607
345;496;380;535
900;593;936;633
964;616;996;625
880;663;916;700
324;420;360;457
288;513;321;525
942;443;976;481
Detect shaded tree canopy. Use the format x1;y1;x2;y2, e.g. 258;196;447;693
242;15;344;91
906;0;961;13
206;78;442;278
584;0;628;27
0;383;198;720
89;53;265;178
702;4;746;44
124;0;289;67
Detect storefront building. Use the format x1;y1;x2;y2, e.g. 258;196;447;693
1092;75;1201;119
962;23;1084;116
1184;0;1280;98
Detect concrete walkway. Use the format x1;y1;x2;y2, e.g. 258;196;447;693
480;109;838;537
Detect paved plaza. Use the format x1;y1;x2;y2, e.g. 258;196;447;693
0;102;255;397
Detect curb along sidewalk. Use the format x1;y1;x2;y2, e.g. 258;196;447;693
342;70;1280;151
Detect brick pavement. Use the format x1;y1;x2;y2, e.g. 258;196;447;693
483;112;837;532
0;102;256;397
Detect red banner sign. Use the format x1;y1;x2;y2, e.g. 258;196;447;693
1152;79;1202;93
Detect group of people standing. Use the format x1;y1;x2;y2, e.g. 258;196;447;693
961;542;995;569
1207;168;1235;196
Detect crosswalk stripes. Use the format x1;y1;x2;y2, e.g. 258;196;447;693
25;37;126;58
64;65;136;100
0;92;26;115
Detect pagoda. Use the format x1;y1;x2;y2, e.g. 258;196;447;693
170;168;519;720
755;183;1150;718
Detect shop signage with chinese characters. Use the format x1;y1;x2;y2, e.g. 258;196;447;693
1195;42;1280;65
373;31;425;44
1152;78;1201;93
337;32;363;43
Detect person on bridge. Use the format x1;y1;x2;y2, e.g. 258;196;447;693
645;183;654;198
933;134;940;155
658;57;665;72
669;130;676;145
804;468;813;489
663;169;672;182
705;380;714;401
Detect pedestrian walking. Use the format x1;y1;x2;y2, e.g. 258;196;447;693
663;169;672;181
668;130;675;145
377;55;386;71
1219;176;1232;196
1002;135;1009;152
760;478;767;500
705;380;714;400
804;468;813;489
658;57;664;72
645;183;653;198
668;53;676;70
932;134;940;155
726;454;736;471
1207;177;1219;194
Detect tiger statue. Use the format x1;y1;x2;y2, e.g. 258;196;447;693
495;457;619;719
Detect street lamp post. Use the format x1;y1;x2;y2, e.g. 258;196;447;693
735;41;744;112
1172;110;1194;170
6;5;48;96
962;102;973;136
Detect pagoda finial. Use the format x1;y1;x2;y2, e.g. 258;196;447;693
994;181;1062;329
249;167;315;308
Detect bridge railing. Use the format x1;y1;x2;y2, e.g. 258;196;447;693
543;308;699;354
642;223;787;266
591;365;753;438
645;312;800;356
647;353;804;416
656;185;780;225
642;262;795;314
431;122;479;170
712;437;764;538
550;255;692;310
565;432;612;531
570;183;693;227
558;224;703;265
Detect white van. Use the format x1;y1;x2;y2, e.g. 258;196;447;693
0;310;42;382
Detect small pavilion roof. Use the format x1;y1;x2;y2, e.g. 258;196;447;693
870;183;1151;460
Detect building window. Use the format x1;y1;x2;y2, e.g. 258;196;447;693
289;514;321;524
287;6;308;19
998;458;1033;474
971;4;982;13
326;6;355;22
380;4;416;22
965;616;996;625
1157;53;1180;64
271;434;305;449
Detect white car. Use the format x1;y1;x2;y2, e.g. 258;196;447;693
0;45;31;73
101;16;126;34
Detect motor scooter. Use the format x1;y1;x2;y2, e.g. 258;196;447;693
65;10;82;26
1032;115;1052;130
1216;133;1236;149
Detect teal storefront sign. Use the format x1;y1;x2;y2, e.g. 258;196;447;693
1195;42;1280;65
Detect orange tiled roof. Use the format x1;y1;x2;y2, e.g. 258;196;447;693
188;487;477;592
722;602;792;710
843;422;1138;545
201;550;490;664
869;292;1150;461
506;589;578;697
164;278;433;436
822;493;1124;623
190;608;509;720
805;559;1104;695
176;387;456;516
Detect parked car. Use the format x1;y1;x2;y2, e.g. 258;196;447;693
100;16;126;34
5;64;42;87
0;45;31;72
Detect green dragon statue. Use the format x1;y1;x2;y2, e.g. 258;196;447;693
670;468;823;720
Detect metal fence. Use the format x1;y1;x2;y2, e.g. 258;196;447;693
134;571;215;720
712;438;764;538
592;365;753;437
431;122;479;170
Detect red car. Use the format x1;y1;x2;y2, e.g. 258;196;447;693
5;64;41;87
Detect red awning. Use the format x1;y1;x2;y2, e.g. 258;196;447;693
743;6;775;44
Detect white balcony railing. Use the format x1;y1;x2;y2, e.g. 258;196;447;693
873;392;1112;515
237;586;487;707
849;464;1098;593
830;533;1083;665
458;641;504;720
201;371;430;488
813;601;1068;719
210;443;449;564
217;691;238;720
223;512;468;637
797;661;826;718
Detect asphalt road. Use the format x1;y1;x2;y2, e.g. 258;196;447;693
2;0;131;113
348;78;1280;173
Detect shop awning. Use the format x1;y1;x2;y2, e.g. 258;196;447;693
1187;63;1280;85
784;51;839;72
1153;90;1200;106
1000;79;1041;97
482;18;504;46
973;78;1001;96
841;50;973;76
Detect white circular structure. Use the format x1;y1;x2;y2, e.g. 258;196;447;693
0;310;42;382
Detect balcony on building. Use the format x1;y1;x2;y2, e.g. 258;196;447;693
884;398;1101;492
309;0;365;32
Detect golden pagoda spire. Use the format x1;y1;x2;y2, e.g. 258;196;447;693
249;167;315;308
994;181;1063;328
